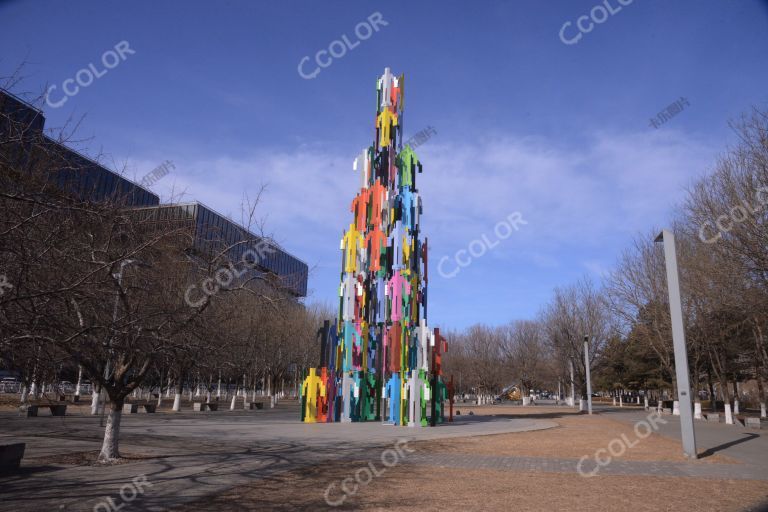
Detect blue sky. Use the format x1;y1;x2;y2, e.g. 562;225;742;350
2;0;767;329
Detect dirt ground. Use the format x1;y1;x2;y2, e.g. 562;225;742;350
175;406;766;511
179;464;768;512
432;406;733;463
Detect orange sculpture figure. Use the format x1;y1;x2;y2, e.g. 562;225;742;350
301;368;326;423
317;367;330;422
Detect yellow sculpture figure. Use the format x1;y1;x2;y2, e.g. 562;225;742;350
341;223;364;273
302;368;326;423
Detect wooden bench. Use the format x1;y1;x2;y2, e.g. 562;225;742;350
0;443;25;473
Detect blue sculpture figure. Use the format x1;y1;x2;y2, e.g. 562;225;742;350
384;372;402;425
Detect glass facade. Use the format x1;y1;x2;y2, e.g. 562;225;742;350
192;203;308;297
1;89;307;296
1;89;159;208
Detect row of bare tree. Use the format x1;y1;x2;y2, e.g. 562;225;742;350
445;109;767;416
0;88;324;461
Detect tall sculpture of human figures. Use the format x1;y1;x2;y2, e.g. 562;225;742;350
301;68;453;427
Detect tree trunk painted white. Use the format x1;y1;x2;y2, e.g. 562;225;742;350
522;396;530;406
619;395;623;407
673;400;680;416
612;397;616;406
99;400;124;462
270;394;276;408
694;401;702;419
230;390;237;411
644;396;649;411
173;393;182;411
724;403;734;425
30;381;38;399
761;402;766;419
579;399;585;411
157;391;163;408
206;389;212;403
75;366;83;398
217;375;221;399
91;385;100;415
20;385;29;405
734;400;740;415
636;396;640;404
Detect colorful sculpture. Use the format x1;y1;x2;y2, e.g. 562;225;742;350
301;67;452;427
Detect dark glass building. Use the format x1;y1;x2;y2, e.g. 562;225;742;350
0;88;308;297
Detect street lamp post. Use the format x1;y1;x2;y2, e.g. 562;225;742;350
584;335;593;415
655;229;697;459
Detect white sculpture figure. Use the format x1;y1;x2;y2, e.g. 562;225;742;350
353;148;371;189
407;369;421;427
418;319;430;371
340;274;356;321
379;67;393;108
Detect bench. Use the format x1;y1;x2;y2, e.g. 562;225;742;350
22;404;67;417
0;443;25;473
745;417;761;429
123;403;139;414
243;401;264;410
193;402;219;412
48;404;67;416
704;413;720;423
140;404;156;413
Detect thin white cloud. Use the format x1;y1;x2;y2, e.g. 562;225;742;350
122;127;718;321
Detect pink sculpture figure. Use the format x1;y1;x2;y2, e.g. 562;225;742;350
387;270;410;322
